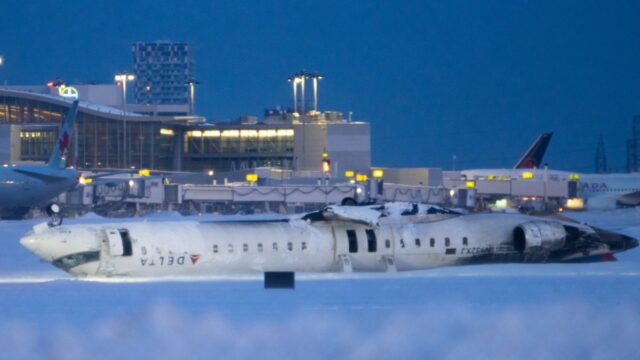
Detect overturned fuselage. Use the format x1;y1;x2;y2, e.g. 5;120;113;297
20;203;638;278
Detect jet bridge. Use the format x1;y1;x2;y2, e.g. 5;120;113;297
445;173;577;210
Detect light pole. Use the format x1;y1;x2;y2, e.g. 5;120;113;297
288;75;301;114
186;78;199;115
307;72;323;113
0;55;4;87
298;71;306;114
288;71;307;115
115;73;135;168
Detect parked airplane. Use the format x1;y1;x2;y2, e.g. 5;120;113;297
514;132;553;169
0;100;79;219
20;202;637;286
578;173;640;209
460;131;640;210
461;132;553;178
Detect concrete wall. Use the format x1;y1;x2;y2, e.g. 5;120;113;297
327;122;371;175
293;121;371;175
74;84;121;106
293;122;327;172
380;167;443;186
0;125;22;163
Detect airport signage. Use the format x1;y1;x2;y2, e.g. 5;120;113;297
58;85;79;100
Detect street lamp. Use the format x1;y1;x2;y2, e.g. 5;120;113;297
297;71;306;114
115;73;135;167
307;72;323;113
186;78;199;115
0;56;4;88
287;75;301;114
288;71;307;115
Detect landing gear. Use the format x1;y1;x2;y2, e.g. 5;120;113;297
341;197;358;206
46;203;63;227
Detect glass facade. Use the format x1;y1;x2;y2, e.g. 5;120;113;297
133;41;193;105
20;126;58;162
0;93;177;170
182;128;295;171
0;92;296;172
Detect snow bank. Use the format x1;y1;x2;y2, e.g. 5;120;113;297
0;299;638;360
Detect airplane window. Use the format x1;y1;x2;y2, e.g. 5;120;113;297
302;242;307;251
445;237;450;247
365;229;377;253
400;239;405;248
243;243;248;252
52;251;100;272
273;242;278;251
258;243;263;252
213;244;218;253
463;237;468;246
385;239;391;248
430;238;435;247
228;244;233;253
347;230;358;253
287;242;293;251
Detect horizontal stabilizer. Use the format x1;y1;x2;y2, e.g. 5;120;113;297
13;168;70;183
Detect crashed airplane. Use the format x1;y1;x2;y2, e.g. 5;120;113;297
20;203;638;287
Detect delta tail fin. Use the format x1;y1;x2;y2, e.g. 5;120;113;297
514;132;553;169
47;100;79;169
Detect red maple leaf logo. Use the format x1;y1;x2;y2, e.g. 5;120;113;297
190;254;201;265
59;131;70;153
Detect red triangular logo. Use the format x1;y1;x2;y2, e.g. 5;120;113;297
59;131;70;153
190;254;201;265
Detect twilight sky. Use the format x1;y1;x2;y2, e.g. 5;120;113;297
1;0;638;172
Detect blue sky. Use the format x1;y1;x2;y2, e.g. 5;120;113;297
1;0;638;171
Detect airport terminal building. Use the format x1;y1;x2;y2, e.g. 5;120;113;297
0;88;371;175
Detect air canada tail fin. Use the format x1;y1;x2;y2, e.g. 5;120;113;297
47;100;79;169
514;132;553;169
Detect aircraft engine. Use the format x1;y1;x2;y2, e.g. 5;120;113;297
513;221;566;252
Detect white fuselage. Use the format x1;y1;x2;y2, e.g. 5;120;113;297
22;213;549;277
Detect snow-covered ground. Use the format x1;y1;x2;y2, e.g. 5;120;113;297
0;208;639;359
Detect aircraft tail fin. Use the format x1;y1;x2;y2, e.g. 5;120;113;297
514;132;553;169
47;100;79;169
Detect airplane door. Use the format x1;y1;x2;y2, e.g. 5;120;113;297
105;228;124;256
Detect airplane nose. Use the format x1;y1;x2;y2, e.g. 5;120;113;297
20;233;41;253
623;234;639;250
20;231;54;261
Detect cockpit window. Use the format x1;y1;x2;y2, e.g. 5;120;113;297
52;251;100;271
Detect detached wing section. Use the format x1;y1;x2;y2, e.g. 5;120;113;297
300;202;461;226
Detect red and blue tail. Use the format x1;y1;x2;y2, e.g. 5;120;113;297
47;100;78;169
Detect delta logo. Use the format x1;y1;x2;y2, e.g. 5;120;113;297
59;131;70;153
190;254;201;265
